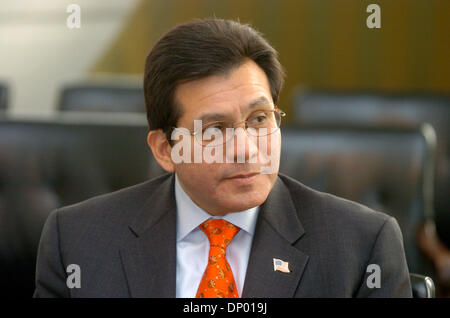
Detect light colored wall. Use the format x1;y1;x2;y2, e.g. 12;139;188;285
0;0;140;115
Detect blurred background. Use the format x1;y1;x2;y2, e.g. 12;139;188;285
0;0;449;298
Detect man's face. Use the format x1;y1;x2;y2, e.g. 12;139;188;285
171;59;281;215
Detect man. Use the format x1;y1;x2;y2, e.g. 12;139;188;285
34;18;412;297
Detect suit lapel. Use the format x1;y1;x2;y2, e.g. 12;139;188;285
120;174;177;298
118;173;309;298
242;176;309;298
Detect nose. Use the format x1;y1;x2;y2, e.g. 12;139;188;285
225;127;259;163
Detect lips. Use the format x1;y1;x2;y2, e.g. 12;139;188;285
227;172;260;179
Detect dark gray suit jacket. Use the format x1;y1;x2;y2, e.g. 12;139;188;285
34;173;412;297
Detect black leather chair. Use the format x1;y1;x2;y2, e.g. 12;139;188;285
410;273;435;298
0;114;156;297
58;82;145;113
278;124;436;277
0;83;8;110
293;89;450;247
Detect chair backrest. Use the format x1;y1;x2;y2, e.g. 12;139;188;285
0;83;8;110
410;273;435;298
279;124;436;276
0;114;155;297
58;83;145;113
293;89;450;248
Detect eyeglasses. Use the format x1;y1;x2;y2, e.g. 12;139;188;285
172;107;286;147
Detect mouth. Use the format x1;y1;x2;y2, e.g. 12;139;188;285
225;172;260;185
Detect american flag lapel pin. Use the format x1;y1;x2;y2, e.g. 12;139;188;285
273;258;291;273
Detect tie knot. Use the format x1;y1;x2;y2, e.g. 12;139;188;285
199;219;240;248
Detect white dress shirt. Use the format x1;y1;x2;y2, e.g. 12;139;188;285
174;174;260;298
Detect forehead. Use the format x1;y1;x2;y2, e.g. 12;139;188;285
174;59;273;119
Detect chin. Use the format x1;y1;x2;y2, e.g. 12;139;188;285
217;189;270;213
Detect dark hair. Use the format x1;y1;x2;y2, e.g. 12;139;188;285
143;18;285;140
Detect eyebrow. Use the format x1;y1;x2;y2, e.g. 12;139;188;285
247;96;273;110
197;96;273;122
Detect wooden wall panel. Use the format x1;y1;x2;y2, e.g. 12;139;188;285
91;0;450;116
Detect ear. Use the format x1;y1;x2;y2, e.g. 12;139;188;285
147;130;175;173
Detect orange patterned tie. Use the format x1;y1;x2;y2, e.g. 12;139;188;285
196;219;240;298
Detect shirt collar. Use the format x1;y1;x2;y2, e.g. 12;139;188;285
174;173;260;242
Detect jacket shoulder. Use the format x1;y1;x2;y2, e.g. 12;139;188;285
54;173;172;230
277;174;410;297
277;173;392;235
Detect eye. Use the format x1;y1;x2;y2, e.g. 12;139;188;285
202;122;226;134
248;112;268;124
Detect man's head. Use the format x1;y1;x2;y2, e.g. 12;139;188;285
144;18;285;215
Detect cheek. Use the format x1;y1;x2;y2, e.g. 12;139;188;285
257;131;281;174
175;162;221;187
267;131;281;155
